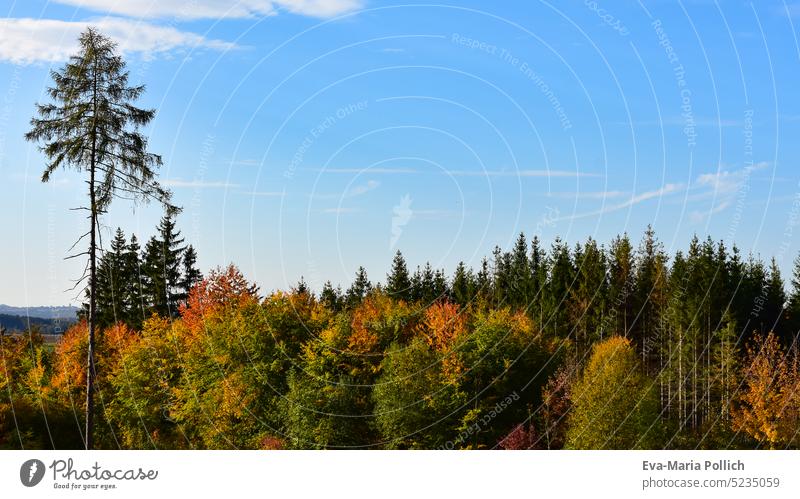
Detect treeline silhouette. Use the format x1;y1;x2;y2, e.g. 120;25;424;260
2;227;799;449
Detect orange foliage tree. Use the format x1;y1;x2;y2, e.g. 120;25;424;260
732;332;800;448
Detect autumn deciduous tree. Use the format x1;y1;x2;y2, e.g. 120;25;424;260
566;336;661;449
452;309;556;448
179;265;259;336
373;338;462;449
106;316;185;449
732;332;800;448
418;301;468;352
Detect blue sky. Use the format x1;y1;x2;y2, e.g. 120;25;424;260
1;0;799;306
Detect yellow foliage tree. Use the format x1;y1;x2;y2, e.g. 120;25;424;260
732;332;800;448
566;336;661;449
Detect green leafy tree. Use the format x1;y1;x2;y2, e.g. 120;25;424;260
566;336;661;449
373;338;461;448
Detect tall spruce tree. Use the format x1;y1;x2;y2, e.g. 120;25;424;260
451;261;475;306
509;233;532;308
25;28;173;449
345;266;372;307
764;258;787;343
632;226;667;373
143;211;186;318
607;234;635;337
570;237;608;349
320;280;343;312
124;234;145;329
787;254;800;351
95;228;127;329
181;245;202;301
529;236;548;324
386;251;412;302
546;237;574;339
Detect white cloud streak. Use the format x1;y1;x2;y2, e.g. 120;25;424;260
317;167;418;174
0;17;234;64
54;0;362;19
448;169;601;178
162;179;239;188
558;183;684;221
345;179;379;197
688;162;768;222
547;190;627;199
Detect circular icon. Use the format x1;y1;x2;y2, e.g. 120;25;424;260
20;459;45;487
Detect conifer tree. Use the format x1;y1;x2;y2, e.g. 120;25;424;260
546;237;574;338
632;226;667;373
607;234;635;337
764;258;787;343
451;261;475;306
345;266;372;307
25;28;174;449
143;212;186;317
787;254;800;352
529;236;548;324
181;245;202;301
570;237;608;349
95;228;127;329
320;281;342;312
509;233;532;307
386;251;412;302
475;257;492;304
123;234;145;329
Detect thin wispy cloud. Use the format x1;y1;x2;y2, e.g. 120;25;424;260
240;190;285;197
557;183;684;221
693;161;767;195
229;159;262;167
322;207;360;214
0;18;233;64
162;179;239;189
54;0;363;19
609;117;744;128
448;169;601;178
413;209;463;220
547;190;627;200
312;179;380;200
688;162;768;222
345;180;379;197
316;167;418;174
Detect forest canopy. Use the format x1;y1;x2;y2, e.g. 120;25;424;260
2;227;800;449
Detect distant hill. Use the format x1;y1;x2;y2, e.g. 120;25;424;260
0;304;79;320
0;313;75;335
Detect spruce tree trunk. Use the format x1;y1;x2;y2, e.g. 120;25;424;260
85;40;98;450
86;162;96;450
